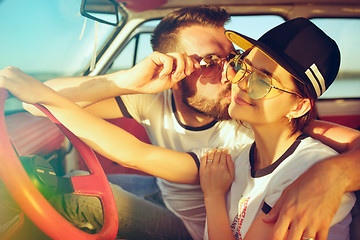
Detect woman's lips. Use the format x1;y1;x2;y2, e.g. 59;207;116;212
233;94;253;106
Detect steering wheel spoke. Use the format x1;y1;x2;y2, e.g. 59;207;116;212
0;89;118;239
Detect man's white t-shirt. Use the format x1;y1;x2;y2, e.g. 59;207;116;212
119;90;254;240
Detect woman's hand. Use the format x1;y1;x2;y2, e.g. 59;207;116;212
0;66;55;105
200;148;235;199
200;148;236;240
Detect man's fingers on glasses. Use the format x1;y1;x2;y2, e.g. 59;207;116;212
168;53;196;79
162;53;184;79
182;55;195;76
158;58;174;79
199;51;242;78
151;52;178;77
173;60;186;79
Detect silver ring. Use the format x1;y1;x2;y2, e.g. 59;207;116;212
302;237;314;240
207;159;213;163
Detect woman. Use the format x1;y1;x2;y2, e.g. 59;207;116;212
0;18;355;239
199;18;356;240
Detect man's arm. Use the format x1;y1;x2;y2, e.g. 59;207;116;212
305;119;360;153
264;120;360;240
23;51;199;117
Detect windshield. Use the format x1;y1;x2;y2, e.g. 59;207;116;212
0;0;117;112
0;0;117;79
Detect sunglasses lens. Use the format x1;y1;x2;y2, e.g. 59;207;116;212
226;51;238;62
247;72;271;99
226;59;246;83
200;55;222;78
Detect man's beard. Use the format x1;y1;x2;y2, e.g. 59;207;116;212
179;79;231;121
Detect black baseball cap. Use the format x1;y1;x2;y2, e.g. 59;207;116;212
225;17;340;98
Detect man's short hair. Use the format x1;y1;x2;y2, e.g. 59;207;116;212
151;6;230;53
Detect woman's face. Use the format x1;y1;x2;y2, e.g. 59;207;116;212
228;48;300;126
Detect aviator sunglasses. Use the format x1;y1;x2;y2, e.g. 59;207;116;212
199;50;242;78
226;56;301;100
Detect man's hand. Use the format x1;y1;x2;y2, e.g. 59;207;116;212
263;160;347;240
118;51;200;94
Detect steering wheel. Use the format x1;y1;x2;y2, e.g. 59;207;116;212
0;89;118;239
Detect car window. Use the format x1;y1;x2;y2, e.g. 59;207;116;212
311;18;360;99
0;0;114;113
106;20;159;74
106;32;154;73
105;15;284;74
225;15;285;39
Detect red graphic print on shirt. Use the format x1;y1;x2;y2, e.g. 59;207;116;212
231;196;250;240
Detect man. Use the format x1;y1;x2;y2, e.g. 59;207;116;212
23;6;359;240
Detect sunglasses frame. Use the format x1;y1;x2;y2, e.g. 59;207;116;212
199;50;242;78
226;57;301;99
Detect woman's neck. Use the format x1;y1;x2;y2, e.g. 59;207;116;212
251;123;301;171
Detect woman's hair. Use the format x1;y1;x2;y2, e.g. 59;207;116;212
290;77;317;134
150;6;230;53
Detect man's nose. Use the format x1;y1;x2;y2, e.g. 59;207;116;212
220;61;230;84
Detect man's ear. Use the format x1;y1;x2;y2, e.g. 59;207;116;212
287;98;311;119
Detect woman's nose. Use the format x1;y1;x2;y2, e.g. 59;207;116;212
237;74;248;91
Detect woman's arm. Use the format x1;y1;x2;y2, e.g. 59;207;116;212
0;63;199;184
50;101;200;184
200;149;236;240
244;212;278;240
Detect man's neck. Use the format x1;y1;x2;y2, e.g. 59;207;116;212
172;90;216;128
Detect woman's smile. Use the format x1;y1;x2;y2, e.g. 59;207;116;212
233;93;253;106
